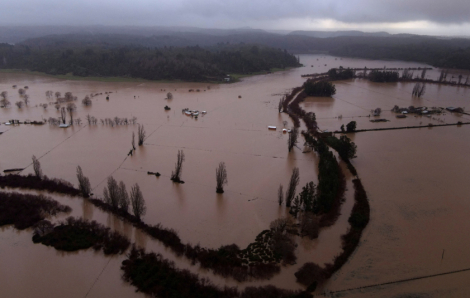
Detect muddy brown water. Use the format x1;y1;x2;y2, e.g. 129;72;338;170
1;55;469;297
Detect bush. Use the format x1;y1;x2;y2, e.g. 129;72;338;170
33;217;130;254
346;121;356;132
0;191;71;230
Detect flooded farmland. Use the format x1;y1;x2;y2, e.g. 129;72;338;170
1;55;470;297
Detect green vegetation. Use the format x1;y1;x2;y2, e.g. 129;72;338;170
303;80;336;97
0;43;300;82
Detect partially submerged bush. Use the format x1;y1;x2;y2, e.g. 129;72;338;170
0;191;71;230
33;217;130;254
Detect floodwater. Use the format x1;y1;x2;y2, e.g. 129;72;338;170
1;54;470;297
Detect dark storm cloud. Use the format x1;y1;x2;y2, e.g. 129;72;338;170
0;0;469;26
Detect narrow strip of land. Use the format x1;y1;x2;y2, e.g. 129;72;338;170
333;121;470;134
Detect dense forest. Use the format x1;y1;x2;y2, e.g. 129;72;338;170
0;43;300;81
330;40;470;70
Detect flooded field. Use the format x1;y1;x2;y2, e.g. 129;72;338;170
1;54;470;297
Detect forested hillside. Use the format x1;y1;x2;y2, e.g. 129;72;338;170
0;43;300;81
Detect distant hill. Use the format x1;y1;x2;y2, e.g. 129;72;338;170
2;26;470;70
288;30;392;38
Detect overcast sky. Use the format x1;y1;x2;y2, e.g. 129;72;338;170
1;0;470;36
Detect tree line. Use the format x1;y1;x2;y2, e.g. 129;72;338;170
0;43;301;81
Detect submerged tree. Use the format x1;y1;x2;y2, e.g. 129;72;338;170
66;103;76;124
130;183;146;220
167;92;173;99
171;150;185;183
118;181;130;212
45;90;53;99
0;97;10;107
420;68;427;79
137;124;146;146
412;82;426;97
1;91;7;100
346;121;356;132
103;176;120;209
76;166;92;197
15;101;24;108
337;135;358;161
278;95;285;113
132;132;136;150
32;155;43;178
60;107;67;124
278;184;284;206
82;95;92;106
285;167;300;207
288;126;299;152
23;94;30;106
215;162;228;193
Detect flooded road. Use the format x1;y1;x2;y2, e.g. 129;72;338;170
1;55;470;297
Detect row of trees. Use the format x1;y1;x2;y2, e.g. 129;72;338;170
368;70;399;82
327;68;354;80
303;80;336;97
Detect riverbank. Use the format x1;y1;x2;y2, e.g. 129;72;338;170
0;66;299;84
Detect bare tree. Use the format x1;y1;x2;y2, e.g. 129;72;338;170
167;92;173;99
60;107;67;124
137;124;146;146
76;165;91;197
215;162;228;193
55;91;61;99
132;132;136;150
119;181;130;212
23;94;30;106
171;150;185;182
32;155;43;178
130;183;146;220
412;82;426;97
285;167;299;207
103;176;120;208
66;103;76;124
15;101;24;108
420;68;427;79
288;127;299;152
278;184;284;206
